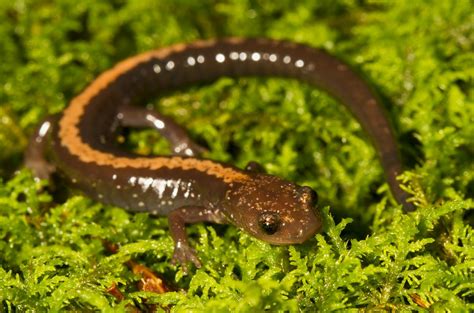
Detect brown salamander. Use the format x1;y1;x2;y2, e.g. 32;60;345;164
25;38;414;271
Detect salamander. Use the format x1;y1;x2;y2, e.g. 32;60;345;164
25;38;414;272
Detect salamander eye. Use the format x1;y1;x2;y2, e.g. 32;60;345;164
299;186;318;205
258;212;280;235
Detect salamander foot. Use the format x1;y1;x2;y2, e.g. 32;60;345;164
171;242;202;274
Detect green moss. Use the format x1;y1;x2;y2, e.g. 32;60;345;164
0;0;472;311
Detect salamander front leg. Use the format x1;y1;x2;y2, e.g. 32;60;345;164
24;116;57;181
117;104;207;157
168;206;227;273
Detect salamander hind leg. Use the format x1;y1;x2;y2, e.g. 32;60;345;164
168;205;227;273
24;116;58;181
117;104;207;157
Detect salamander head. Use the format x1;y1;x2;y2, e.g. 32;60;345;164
223;174;322;244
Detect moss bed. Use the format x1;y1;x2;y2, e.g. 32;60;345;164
0;1;472;311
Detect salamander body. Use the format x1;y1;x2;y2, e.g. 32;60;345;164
25;38;413;270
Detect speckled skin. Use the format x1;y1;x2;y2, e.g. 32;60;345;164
25;38;413;271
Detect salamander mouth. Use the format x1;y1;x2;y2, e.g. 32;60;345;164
262;220;322;245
